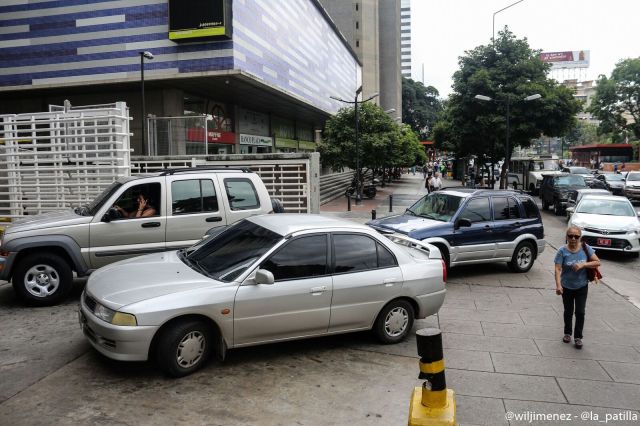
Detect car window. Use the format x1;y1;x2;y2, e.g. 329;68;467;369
492;197;509;221
112;182;161;219
224;178;260;210
520;198;539;219
407;192;463;222
555;175;585;186
508;198;522;219
333;234;378;273
627;173;640;182
261;235;328;281
577;199;635;216
377;243;397;268
172;179;218;215
459;197;490;223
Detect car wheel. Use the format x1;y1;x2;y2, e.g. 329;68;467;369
156;319;212;378
12;253;73;306
554;201;563;216
374;300;414;344
508;241;535;273
542;199;549;210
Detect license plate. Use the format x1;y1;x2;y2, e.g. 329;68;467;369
597;238;611;246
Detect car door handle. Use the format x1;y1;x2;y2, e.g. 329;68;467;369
141;222;161;228
484;225;492;232
310;286;327;294
206;216;222;222
383;278;399;286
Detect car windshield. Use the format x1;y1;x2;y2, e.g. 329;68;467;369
555;175;586;187
86;182;123;215
577;199;635;216
185;220;282;282
605;174;625;181
406;192;463;222
570;167;591;174
627;173;640;182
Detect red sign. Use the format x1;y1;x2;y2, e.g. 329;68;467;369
540;51;574;62
187;128;235;144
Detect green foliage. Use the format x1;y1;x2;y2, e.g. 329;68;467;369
402;77;443;140
318;102;425;172
433;28;581;162
588;57;640;140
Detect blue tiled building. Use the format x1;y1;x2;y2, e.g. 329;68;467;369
0;0;360;154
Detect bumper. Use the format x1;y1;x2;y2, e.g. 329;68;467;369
536;239;546;255
0;252;16;281
581;232;640;253
79;302;158;361
416;289;446;319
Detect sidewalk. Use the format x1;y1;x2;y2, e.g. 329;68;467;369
321;174;640;425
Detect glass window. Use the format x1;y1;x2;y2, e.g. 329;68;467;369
377;243;397;268
334;234;377;273
459;197;490;223
407;193;464;222
112;182;161;219
262;235;328;281
492;197;509;221
224;178;260;210
508;198;522;219
520;198;539;219
172;179;218;215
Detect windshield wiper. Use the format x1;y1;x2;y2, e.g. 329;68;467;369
418;213;438;220
405;209;416;216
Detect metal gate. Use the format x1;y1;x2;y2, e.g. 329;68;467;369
0;102;131;218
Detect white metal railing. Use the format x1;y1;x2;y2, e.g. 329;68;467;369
0;102;131;218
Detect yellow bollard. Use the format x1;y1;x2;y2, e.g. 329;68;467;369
408;328;456;426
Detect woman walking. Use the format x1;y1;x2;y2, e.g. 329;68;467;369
554;226;600;349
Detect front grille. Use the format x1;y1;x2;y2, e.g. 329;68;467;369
583;228;627;235
84;292;97;311
582;236;630;250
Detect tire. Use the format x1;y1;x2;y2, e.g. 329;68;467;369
12;252;73;306
554;200;563;216
374;299;415;344
508;241;536;273
270;197;285;213
156;319;212;378
364;187;376;199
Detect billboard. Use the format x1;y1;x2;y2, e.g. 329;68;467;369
169;0;232;41
540;51;590;69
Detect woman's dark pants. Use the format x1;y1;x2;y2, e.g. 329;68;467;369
562;285;588;339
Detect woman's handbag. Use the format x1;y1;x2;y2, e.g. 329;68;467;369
582;243;602;283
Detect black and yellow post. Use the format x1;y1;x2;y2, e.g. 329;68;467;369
408;328;456;425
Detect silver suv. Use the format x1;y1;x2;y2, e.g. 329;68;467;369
0;167;278;306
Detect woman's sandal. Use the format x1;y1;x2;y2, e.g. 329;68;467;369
574;338;583;349
563;335;571;343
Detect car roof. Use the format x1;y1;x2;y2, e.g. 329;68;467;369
247;214;371;236
439;187;529;198
579;194;632;203
576;188;609;193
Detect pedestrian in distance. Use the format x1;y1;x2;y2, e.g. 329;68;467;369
422;163;428;179
614;163;619;174
554;226;601;349
432;172;443;191
425;172;434;193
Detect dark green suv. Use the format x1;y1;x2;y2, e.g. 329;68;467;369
540;173;587;215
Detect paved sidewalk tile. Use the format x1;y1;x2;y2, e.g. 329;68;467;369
535;339;640;363
599;361;640;384
455;395;508;425
490;353;611;381
439;307;522;324
446;369;566;402
419;317;484;335
504;400;640;426
444;334;539;355
518;310;561;326
558;378;640;410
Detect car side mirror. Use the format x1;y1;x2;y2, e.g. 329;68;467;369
101;207;119;223
566;207;575;214
255;269;275;285
455;218;472;229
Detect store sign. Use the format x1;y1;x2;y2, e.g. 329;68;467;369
540;50;590;69
168;0;232;41
187;128;235;144
240;134;273;146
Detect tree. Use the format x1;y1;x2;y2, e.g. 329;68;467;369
402;77;443;140
318;102;425;175
588;57;640;141
565;121;610;146
433;28;581;187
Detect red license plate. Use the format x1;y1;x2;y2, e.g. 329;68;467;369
597;238;611;246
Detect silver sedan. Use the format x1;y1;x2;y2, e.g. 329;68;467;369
79;214;446;377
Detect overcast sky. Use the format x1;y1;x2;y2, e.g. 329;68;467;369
409;0;640;97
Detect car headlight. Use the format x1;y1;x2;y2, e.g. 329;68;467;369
93;301;137;326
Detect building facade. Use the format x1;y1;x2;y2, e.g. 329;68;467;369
0;0;360;155
400;0;411;78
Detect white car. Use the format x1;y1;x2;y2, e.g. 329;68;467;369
569;195;640;257
79;214;446;377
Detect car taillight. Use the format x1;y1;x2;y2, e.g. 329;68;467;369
441;259;447;283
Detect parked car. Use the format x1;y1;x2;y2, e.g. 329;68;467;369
568;194;640;257
540;173;588;215
0;167;281;306
79;214;446;377
594;172;626;195
561;166;596;186
565;188;611;221
367;188;545;273
624;171;640;202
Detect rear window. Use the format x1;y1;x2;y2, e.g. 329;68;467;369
520;198;539;219
224;178;260;211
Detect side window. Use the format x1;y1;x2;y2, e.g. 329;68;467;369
225;178;260;211
261;235;327;281
520;198;539;219
508;197;522;219
459;197;490;223
112;182;161;219
334;234;378;273
492;197;509;221
171;179;218;215
377;243;397;268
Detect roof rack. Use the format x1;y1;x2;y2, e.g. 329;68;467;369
159;166;253;176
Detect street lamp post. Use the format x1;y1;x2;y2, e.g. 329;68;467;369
331;87;379;204
493;0;525;47
475;93;541;189
139;51;154;154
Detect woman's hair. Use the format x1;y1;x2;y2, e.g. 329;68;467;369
566;225;582;236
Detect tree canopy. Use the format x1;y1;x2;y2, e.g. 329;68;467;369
433;28;581;176
318;102;425;173
588;57;640;141
401;77;443;140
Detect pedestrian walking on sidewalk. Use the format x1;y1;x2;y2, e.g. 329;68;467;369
554;226;601;349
